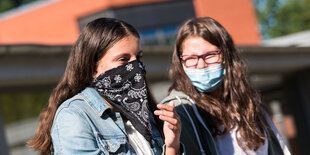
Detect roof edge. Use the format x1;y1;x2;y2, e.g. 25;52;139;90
0;0;60;22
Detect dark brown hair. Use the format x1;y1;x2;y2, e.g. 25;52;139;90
27;18;163;154
169;17;265;150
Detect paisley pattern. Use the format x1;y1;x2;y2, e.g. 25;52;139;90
92;60;152;144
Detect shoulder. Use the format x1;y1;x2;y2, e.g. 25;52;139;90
51;94;94;147
160;90;197;123
52;87;105;133
54;87;109;122
52;93;92;134
51;90;104;145
160;89;191;106
55;93;88;121
51;93;105;154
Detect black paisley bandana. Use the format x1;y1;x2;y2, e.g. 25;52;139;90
92;60;152;144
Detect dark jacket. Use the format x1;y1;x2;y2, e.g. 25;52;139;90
160;90;289;155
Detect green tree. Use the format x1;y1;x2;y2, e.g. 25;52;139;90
0;0;39;13
254;0;310;39
254;0;285;39
270;0;310;37
0;91;50;124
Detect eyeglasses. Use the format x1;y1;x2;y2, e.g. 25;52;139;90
180;50;221;67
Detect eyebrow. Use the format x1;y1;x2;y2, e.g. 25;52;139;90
112;50;143;59
181;50;221;56
113;53;130;59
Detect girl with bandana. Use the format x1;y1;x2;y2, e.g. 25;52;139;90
28;18;182;155
160;17;290;155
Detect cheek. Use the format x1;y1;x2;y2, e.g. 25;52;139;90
95;62;119;77
220;55;224;62
95;63;108;76
95;65;104;77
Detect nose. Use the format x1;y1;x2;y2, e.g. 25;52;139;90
130;55;138;62
196;58;207;69
131;57;137;61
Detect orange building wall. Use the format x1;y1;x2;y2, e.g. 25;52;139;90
0;0;166;45
193;0;261;45
0;0;260;45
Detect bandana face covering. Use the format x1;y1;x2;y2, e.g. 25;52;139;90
92;60;152;144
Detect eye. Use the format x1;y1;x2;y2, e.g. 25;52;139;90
204;53;216;58
182;55;196;61
117;56;130;62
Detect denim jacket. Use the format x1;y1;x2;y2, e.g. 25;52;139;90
51;87;164;154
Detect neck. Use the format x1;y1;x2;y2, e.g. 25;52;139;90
103;98;128;123
103;98;120;112
206;85;223;98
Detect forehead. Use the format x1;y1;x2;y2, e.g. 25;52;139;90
105;35;140;56
181;36;218;55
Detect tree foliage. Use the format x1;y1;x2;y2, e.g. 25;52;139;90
254;0;282;39
254;0;310;39
0;0;39;13
270;0;310;37
0;91;50;124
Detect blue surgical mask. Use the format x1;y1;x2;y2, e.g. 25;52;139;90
183;64;225;92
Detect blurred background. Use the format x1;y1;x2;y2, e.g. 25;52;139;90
0;0;309;154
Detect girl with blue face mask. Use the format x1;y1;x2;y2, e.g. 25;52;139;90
160;17;290;155
180;36;225;93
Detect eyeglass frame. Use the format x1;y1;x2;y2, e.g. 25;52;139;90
179;50;222;67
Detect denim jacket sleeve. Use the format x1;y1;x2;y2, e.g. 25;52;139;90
51;100;102;155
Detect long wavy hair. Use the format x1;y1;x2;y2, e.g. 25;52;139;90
27;18;163;154
169;17;266;150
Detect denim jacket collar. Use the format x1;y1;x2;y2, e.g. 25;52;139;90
80;87;111;116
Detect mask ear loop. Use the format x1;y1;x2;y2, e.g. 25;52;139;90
187;96;219;155
176;96;206;155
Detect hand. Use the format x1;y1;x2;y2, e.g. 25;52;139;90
154;101;181;155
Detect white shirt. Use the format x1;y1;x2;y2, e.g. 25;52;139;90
124;120;154;155
214;126;268;155
214;113;291;155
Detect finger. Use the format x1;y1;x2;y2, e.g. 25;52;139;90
157;101;175;112
167;123;178;130
168;100;175;107
159;115;178;125
154;110;175;118
157;104;173;112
